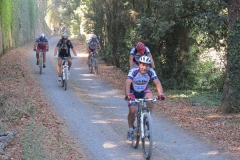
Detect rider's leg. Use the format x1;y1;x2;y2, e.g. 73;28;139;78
57;58;62;76
43;52;46;67
68;59;72;70
128;105;137;129
36;51;39;65
43;52;46;63
145;92;154;113
87;52;92;66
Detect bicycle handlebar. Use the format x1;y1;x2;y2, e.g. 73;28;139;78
124;96;160;102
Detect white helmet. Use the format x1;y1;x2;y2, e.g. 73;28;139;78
139;56;152;64
91;34;97;39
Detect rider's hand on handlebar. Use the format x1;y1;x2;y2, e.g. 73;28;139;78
33;49;36;51
157;93;165;100
127;93;135;100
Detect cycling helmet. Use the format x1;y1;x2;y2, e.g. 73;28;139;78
91;34;97;39
40;33;45;41
136;42;146;54
139;55;152;64
62;33;68;39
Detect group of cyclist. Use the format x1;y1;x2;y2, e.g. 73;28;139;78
33;33;165;141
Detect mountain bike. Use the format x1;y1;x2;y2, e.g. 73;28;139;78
37;49;47;75
129;97;159;159
59;56;77;90
89;51;98;74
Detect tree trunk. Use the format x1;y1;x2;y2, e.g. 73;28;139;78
220;0;240;113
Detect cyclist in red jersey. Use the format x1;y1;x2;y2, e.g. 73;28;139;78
33;33;49;68
129;42;155;69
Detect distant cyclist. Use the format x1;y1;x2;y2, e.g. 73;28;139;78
54;33;78;81
125;55;164;141
129;42;155;69
33;33;49;68
86;34;102;67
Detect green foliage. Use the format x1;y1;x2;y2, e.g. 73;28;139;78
0;0;39;52
167;89;222;107
0;0;12;49
82;0;227;92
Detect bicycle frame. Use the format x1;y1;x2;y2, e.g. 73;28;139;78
130;97;158;159
61;57;70;90
37;49;46;75
134;98;157;137
89;51;98;74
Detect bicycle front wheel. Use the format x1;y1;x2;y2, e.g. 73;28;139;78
90;60;93;73
94;60;98;74
141;113;153;159
64;70;67;90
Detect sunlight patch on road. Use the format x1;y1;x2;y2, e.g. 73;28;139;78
103;142;118;148
202;150;219;156
77;53;88;57
92;120;109;124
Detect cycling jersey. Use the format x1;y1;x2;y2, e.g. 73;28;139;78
88;39;100;50
56;39;74;57
35;36;48;51
127;67;158;92
36;37;48;46
130;46;150;65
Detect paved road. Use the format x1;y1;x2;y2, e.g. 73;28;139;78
27;37;236;160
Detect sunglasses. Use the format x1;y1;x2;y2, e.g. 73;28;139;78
62;38;68;40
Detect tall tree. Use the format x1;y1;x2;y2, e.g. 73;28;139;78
220;0;240;113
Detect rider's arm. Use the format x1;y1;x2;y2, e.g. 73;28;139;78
54;47;59;56
148;53;155;69
86;44;90;53
33;42;37;49
129;55;134;69
125;78;132;96
72;47;77;56
98;44;102;51
153;79;163;95
46;42;49;50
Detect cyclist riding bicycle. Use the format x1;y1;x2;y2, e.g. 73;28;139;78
129;42;155;69
33;33;49;68
54;33;77;81
125;55;165;141
87;34;102;66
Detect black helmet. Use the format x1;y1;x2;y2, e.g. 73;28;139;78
62;33;68;39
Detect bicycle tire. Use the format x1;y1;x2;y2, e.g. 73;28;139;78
64;69;67;90
61;76;64;87
141;113;153;159
90;59;93;73
132;114;140;148
94;60;98;74
39;58;42;75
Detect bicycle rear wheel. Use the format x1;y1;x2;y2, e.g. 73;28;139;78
90;60;93;73
132;115;140;148
141;113;153;159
